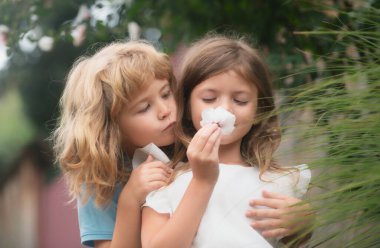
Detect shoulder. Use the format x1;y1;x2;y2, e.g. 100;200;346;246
78;184;121;222
262;164;311;198
144;170;193;214
77;188;120;246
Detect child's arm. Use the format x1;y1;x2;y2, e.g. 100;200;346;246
141;124;221;248
96;155;172;248
246;191;315;245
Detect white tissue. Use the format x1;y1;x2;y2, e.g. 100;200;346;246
132;143;170;169
200;107;236;135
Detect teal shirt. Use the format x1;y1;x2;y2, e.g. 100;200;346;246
77;185;122;247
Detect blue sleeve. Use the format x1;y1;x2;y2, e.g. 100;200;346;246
77;186;121;247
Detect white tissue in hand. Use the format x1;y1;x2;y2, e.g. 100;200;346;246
200;107;236;135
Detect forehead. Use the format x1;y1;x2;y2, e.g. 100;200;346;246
193;70;257;94
126;78;170;104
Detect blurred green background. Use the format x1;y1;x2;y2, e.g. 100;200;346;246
0;0;363;178
0;0;379;247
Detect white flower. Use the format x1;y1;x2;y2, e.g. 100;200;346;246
0;25;10;70
18;27;42;53
90;0;121;28
71;24;87;47
0;44;10;71
38;36;54;52
200;107;236;135
128;21;140;40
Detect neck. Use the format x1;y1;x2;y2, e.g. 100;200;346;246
218;139;246;166
124;144;137;158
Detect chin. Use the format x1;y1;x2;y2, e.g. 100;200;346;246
155;135;175;147
220;136;232;145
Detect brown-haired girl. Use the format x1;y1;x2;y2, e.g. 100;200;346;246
53;41;176;247
141;35;312;247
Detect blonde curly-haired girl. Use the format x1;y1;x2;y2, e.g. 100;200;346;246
53;40;176;247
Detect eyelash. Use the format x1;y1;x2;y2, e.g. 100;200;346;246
202;98;216;103
202;98;248;105
234;99;248;105
162;90;171;99
137;90;171;114
137;104;150;113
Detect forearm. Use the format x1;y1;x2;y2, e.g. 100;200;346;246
111;196;142;248
145;178;215;248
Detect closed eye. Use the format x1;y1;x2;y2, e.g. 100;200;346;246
202;98;216;103
137;104;150;113
162;90;172;99
234;99;248;105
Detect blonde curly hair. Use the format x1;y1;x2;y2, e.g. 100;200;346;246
53;41;175;207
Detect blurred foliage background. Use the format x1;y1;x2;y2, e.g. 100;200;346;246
0;0;379;246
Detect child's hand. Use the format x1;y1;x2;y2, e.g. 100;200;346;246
246;190;314;239
187;123;221;185
123;155;173;206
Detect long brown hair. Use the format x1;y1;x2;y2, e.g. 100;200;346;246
173;34;282;176
53;41;175;207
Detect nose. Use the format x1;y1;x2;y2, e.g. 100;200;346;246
219;98;233;113
157;100;171;120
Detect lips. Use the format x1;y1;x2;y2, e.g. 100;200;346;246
163;122;176;131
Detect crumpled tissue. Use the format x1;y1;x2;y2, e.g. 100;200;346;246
200;107;236;135
132;143;170;169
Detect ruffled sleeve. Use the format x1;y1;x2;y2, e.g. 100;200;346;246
143;187;173;215
294;164;311;198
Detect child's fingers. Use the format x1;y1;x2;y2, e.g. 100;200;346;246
190;124;218;152
250;219;284;230
262;190;291;201
144;154;155;163
249;198;283;209
142;161;173;174
148;181;168;191
154;162;173;174
144;168;172;179
211;130;221;156
261;228;289;238
146;172;171;183
246;208;279;219
202;127;221;154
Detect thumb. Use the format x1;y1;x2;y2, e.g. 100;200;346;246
144;154;155;163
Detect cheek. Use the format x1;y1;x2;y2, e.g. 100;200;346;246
189;96;202;130
190;109;202;130
237;104;256;124
119;117;152;145
171;98;178;114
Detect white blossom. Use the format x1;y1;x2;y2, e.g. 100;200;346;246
128;21;140;40
90;0;122;28
71;24;87;47
18;27;42;53
0;25;9;70
30;14;39;22
38;36;54;52
0;44;9;71
200;107;236;135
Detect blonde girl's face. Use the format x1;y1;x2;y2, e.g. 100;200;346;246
118;78;177;154
190;70;258;146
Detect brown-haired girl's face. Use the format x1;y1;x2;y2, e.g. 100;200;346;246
118;78;177;154
189;70;258;146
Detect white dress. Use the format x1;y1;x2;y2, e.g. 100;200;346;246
144;164;311;248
